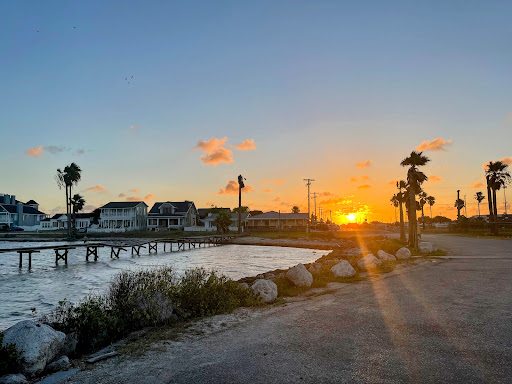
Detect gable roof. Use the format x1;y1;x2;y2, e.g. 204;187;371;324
100;201;148;209
149;201;195;215
246;211;308;220
0;204;46;215
26;200;38;205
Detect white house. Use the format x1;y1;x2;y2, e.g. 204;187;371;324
147;201;197;230
203;212;250;232
99;201;148;231
40;213;95;231
247;211;308;230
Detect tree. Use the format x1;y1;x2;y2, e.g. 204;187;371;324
433;215;451;223
419;191;427;229
426;196;436;225
291;206;300;214
474;192;485;217
55;163;82;238
232;206;249;213
390;194;399;223
401;151;430;250
396;180;407;241
485;161;511;235
454;198;465;214
250;210;263;216
92;208;101;224
213;211;232;233
70;194;85;233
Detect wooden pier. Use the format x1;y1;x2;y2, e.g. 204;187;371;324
0;235;239;270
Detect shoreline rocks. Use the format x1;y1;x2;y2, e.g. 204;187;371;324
286;264;313;287
377;250;396;262
419;242;433;253
251;279;278;303
357;254;382;271
395;247;412;259
330;260;356;278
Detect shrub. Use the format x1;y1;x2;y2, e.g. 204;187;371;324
0;332;23;375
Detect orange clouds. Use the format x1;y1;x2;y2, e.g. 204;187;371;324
350;177;357;182
429;175;442;183
356;160;371;168
126;196;141;201
85;185;107;192
357;184;372;190
416;138;452;152
25;146;44;158
194;137;234;166
471;181;485;189
144;194;155;200
482;157;512;169
263;189;272;193
274;179;286;184
261;180;269;184
217;180;254;195
233;139;256;150
129;189;140;193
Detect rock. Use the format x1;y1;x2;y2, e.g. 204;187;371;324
265;273;275;279
307;263;323;274
251;279;278;303
395;247;412;259
285;264;313;287
0;374;28;384
2;321;66;378
239;282;249;289
377;250;396;262
44;356;70;373
256;274;264;279
330;260;356;278
357;254;382;271
419;242;433;253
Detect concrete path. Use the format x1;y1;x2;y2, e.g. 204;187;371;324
70;235;512;384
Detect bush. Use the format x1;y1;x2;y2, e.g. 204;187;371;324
0;332;23;375
42;266;258;353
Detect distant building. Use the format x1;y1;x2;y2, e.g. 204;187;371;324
41;213;95;230
197;207;231;220
147;201;198;230
99;201;148;231
203;212;250;232
247;211;308;230
0;194;47;230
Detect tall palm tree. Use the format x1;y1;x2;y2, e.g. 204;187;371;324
390;195;399;223
401;151;430;250
474;192;485;217
396;180;407;242
55;163;82;238
419;191;427;229
485;161;511;235
426;195;436;225
454;198;465;217
70;194;86;232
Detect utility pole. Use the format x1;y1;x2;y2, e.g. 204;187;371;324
330;210;332;224
464;195;467;217
504;186;508;215
319;207;323;222
457;190;461;219
237;175;245;234
311;192;319;225
303;179;314;233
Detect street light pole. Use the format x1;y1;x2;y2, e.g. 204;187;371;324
304;179;314;233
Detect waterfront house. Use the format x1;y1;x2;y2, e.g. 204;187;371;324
203;212;250;232
147;201;198;230
99;201;148;231
41;213;95;230
0;194;47;230
246;211;308;230
197;207;231;220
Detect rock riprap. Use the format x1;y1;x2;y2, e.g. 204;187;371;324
395;247;412;259
419;242;433;253
44;356;70;373
357;254;382;271
1;321;66;378
377;250;396;262
0;374;28;384
330;260;356;278
286;264;313;287
251;279;278;303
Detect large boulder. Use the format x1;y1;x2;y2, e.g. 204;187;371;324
357;254;382;271
330;260;356;278
2;321;66;378
0;374;28;384
377;250;396;262
251;279;278;303
419;242;434;253
286;264;313;287
395;247;412;259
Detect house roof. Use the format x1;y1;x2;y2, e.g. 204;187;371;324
100;201;148;209
204;212;250;222
246;211;308;220
197;208;231;218
149;201;195;216
0;204;46;215
26;200;38;205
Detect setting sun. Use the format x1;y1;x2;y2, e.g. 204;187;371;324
347;214;356;222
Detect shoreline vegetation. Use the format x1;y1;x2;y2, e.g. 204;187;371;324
1;232;446;381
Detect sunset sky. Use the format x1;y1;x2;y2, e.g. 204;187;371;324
1;1;511;223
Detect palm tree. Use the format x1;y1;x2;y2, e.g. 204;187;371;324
454;198;465;217
485;161;511;235
401;151;430;250
426;196;436;225
396;180;407;242
390;195;399;223
70;194;86;232
419;191;427;229
55;163;82;238
474;192;485;217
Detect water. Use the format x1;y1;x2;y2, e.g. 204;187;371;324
0;241;328;330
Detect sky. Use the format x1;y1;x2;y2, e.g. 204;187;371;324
1;0;511;223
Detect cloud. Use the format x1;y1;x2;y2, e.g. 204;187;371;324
388;180;398;186
118;193;126;198
233;139;256;151
126;196;142;201
144;194;155;201
357;184;372;190
471;181;485;189
25;146;44;158
194;137;234;166
482;156;512;169
320;192;333;196
350;177;358;182
273;197;281;202
274;179;286;184
319;197;353;206
263;189;272;193
85;185;107;192
361;175;369;180
429;175;443;183
45;145;67;154
356;160;371;168
416;138;452;152
217;180;254;195
129;125;140;132
261;180;269;184
129;189;140;193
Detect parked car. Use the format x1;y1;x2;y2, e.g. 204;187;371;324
9;226;24;232
0;224;9;232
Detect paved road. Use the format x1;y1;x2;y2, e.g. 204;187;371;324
70;235;512;384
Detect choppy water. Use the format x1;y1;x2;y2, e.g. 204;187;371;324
0;241;328;330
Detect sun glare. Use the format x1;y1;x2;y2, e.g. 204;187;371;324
347;214;356;222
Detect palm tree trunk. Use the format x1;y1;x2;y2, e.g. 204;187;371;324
493;189;499;235
65;186;69;237
421;206;425;230
399;202;405;242
430;205;433;226
409;188;417;250
478;202;480;217
487;183;494;235
67;185;72;238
